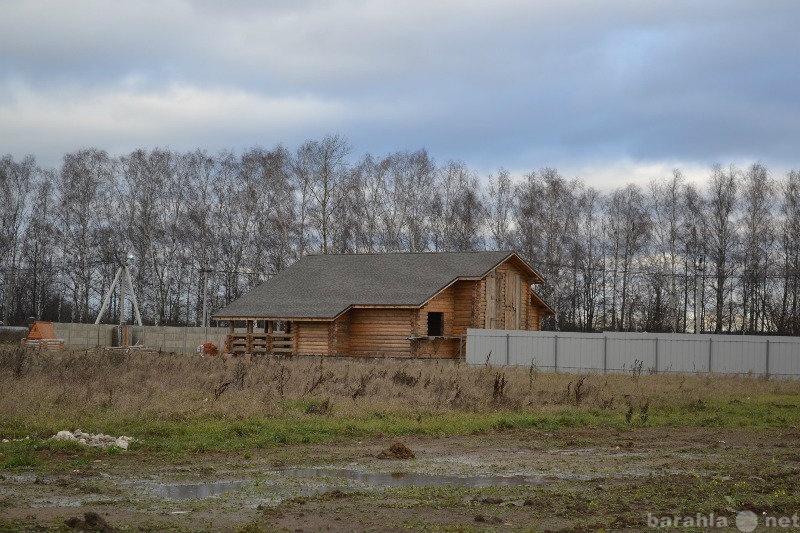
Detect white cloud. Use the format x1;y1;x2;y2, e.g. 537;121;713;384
0;80;347;163
559;160;716;191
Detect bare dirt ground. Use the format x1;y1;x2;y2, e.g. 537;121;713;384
2;426;799;532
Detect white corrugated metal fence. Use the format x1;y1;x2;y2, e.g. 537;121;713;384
466;329;800;377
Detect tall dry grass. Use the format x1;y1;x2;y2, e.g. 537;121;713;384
1;346;798;426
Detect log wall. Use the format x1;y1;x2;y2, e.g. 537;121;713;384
331;313;350;355
529;303;541;331
418;285;455;336
413;280;482;358
295;321;331;355
347;308;414;356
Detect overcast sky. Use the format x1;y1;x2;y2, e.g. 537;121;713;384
1;1;798;187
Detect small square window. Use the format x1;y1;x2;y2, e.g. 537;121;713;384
427;312;444;337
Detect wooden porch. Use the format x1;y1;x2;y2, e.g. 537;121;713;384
226;320;295;356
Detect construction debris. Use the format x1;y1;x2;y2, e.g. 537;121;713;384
65;511;114;532
377;441;415;459
52;430;134;450
197;341;218;356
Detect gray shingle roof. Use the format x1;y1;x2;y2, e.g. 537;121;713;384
213;251;538;320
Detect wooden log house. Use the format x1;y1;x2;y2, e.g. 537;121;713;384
213;251;555;358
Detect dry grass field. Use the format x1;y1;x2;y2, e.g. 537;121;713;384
1;346;799;532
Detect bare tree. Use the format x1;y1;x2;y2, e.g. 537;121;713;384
514;168;580;329
680;183;706;332
0;155;35;323
293;134;352;254
575;186;604;331
484;168;514;250
739;163;774;332
431;161;485;251
648;170;685;331
20;170;59;320
56;149;114;322
777;170;800;334
606;185;650;331
180;150;218;325
705;164;739;333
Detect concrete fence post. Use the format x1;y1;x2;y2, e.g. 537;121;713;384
603;334;608;374
505;333;510;365
765;339;771;379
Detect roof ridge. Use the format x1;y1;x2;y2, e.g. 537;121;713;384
305;250;514;257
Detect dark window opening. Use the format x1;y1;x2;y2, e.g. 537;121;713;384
427;312;444;337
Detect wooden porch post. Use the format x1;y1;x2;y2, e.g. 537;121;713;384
227;321;234;353
246;320;254;354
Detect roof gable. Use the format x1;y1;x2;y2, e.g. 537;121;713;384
214;251;541;320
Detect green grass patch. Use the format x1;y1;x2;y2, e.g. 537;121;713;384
652;395;800;428
1;407;616;456
1;395;798;460
0;441;40;469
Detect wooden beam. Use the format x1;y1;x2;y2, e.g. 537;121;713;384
212;316;334;322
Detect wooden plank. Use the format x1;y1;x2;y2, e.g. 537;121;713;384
484;272;495;328
514;273;521;329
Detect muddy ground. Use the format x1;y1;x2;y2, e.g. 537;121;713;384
1;427;799;532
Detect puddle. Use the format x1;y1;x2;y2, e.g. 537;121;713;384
281;468;546;488
553;448;597;455
112;463;702;504
152;480;248;500
29;495;116;508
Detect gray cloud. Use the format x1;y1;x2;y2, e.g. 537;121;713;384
1;0;799;181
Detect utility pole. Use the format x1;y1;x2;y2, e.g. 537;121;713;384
119;262;126;327
96;256;143;327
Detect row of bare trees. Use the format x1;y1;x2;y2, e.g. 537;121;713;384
2;135;800;334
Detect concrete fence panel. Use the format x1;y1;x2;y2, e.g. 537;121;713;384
466;329;800;378
49;322;228;354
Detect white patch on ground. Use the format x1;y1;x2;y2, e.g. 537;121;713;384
51;430;134;450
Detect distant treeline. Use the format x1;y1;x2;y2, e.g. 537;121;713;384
1;134;799;334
